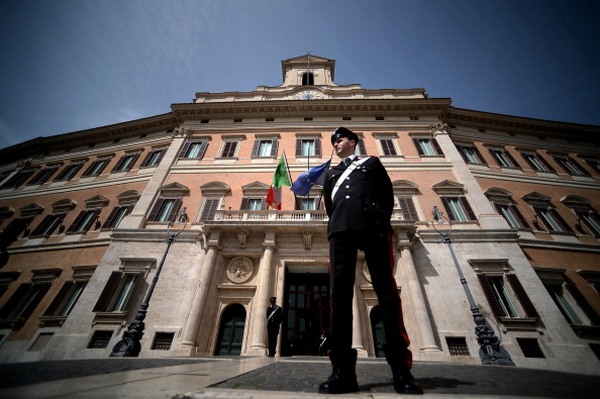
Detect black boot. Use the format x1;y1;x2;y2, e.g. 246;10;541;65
384;345;423;395
318;349;359;394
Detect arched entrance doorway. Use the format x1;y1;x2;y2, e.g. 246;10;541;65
215;304;246;356
370;305;385;357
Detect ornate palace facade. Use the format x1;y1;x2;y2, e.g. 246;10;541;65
0;55;598;374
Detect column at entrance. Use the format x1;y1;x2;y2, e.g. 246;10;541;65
395;231;440;353
246;231;276;356
175;230;221;355
352;279;368;357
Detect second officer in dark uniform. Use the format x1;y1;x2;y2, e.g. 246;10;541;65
318;127;422;395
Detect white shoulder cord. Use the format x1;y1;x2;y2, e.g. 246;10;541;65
331;157;370;201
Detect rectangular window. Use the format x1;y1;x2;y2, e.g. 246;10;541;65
379;138;397;156
30;214;66;237
151;332;175;350
414;138;443;157
533;206;571;233
490;148;517;168
522;152;554;173
92;272;144;313
141;149;165;167
241;198;266;211
82;158;110;177
397;196;419;220
200;198;220;221
1;169;36;188
574;209;600;237
148;198;182;222
441;197;475;222
583;158;600;173
112;153;139;173
300;198;316;210
88;330;113;349
179;140;208;159
67;209;100;233
44;280;88;317
516;338;545;358
28;167;59;185
446;337;470;356
554;155;589;176
296;138;322;157
54;163;84;182
494;203;529;229
220;141;238;158
102;205;133;229
252;139;278;158
0;283;51;329
477;272;539;325
458;145;486;165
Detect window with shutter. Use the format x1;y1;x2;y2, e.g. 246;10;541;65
200;198;220;221
475;266;540;330
28;167;59;185
111;153;140;173
54;163;84;182
93;272;144;313
379;139;397;156
0;282;51;329
30;214;65;237
397;197;418;220
67;209;100;233
441;197;475;222
141;149;165;167
102;205;133;229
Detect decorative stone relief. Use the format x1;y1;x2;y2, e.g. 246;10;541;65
429;122;449;134
362;260;371;283
302;231;312;249
226;256;254;284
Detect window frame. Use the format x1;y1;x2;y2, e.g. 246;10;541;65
489;147;518;169
520;151;555;173
179;140;209;159
140;148;166;168
54;161;85;182
456;144;486;165
111;152;140;173
295;137;322;158
471;260;540;330
413;137;444;157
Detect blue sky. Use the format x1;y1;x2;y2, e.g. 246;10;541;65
1;0;599;149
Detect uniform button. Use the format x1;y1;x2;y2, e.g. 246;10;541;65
346;177;350;180
345;185;350;188
345;195;350;199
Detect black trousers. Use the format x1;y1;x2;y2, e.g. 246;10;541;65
328;229;413;369
267;324;279;356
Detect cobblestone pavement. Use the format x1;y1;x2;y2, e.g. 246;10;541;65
209;358;599;398
0;357;599;398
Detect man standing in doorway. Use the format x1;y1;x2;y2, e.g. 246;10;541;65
266;296;283;357
319;127;422;395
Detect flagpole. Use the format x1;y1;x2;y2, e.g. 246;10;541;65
316;149;334;210
282;149;295;209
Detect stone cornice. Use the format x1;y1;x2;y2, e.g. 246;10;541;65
444;106;600;142
0;113;179;165
171;98;452;120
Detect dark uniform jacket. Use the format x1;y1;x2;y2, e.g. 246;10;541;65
323;156;394;238
267;305;283;327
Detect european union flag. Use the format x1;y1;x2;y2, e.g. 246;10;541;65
291;160;331;196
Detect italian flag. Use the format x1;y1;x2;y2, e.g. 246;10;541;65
266;153;292;210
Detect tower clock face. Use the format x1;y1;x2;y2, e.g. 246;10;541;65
296;90;322;100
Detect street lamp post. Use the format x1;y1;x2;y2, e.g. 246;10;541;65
431;206;514;366
110;209;188;357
